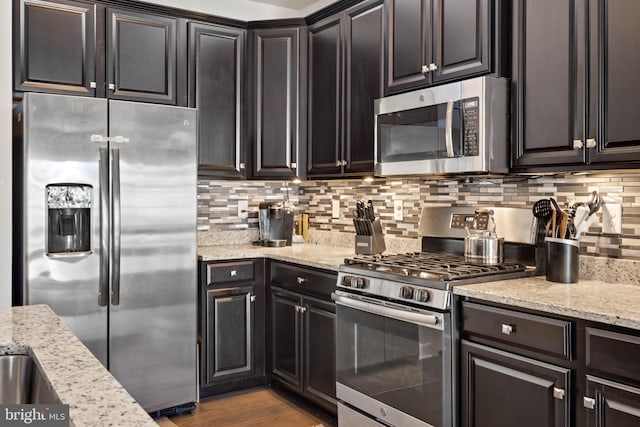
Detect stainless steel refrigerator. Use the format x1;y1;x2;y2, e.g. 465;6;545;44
13;92;197;414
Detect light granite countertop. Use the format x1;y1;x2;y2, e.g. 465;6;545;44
0;305;156;427
198;243;357;271
454;276;640;330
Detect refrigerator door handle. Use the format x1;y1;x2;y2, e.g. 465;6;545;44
99;147;110;307
111;147;121;306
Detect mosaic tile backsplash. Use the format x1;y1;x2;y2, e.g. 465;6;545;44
198;173;640;260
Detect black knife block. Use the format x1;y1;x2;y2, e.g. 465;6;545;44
355;219;386;255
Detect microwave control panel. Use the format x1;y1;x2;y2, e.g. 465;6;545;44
462;97;479;156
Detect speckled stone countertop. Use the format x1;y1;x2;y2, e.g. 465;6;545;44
455;276;640;330
197;243;357;271
0;305;156;427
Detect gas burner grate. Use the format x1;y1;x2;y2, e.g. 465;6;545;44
343;252;526;282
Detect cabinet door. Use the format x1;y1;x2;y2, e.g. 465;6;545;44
205;286;254;384
585;376;640;427
384;0;431;94
188;23;246;179
303;297;336;412
344;0;384;176
307;15;343;177
106;8;176;104
271;288;302;388
461;341;570;427
587;0;640;164
432;0;490;84
251;27;303;179
15;0;97;96
511;0;586;170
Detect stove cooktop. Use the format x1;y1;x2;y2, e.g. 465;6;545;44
342;252;527;283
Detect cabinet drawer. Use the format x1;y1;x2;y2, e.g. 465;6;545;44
270;262;336;299
462;302;572;359
586;327;640;383
207;260;255;285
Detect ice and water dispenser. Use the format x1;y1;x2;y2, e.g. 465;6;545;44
46;184;92;255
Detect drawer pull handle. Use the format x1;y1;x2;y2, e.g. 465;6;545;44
296;276;307;285
501;324;514;335
583;397;596;409
553;388;565;400
230;270;237;277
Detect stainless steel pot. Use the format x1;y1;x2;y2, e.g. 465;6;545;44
464;232;504;265
464;209;504;265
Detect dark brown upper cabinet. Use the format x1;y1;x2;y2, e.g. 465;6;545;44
587;0;640;166
249;26;307;179
307;0;384;178
384;0;491;95
106;8;177;104
15;0;179;105
511;0;587;171
188;22;246;179
14;0;97;96
512;0;640;172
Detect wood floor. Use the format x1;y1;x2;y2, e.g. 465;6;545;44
169;387;337;427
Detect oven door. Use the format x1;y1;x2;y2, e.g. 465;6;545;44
333;291;452;427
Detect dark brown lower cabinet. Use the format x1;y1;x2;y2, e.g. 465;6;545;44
199;260;266;397
461;340;570;427
585;376;640;427
205;285;255;383
271;286;336;413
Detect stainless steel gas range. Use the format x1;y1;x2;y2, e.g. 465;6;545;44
333;206;541;427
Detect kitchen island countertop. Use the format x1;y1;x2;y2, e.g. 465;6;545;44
455;276;640;330
0;304;156;427
198;243;356;271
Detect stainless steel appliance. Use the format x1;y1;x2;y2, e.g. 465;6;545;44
334;206;540;427
374;76;508;176
258;201;294;246
13;93;197;414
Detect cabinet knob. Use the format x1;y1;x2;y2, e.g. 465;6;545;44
108;83;115;90
250;295;256;303
583;397;596;409
586;138;597;149
429;63;438;72
336;160;342;167
239;163;246;170
299;306;307;313
341;160;348;167
296;276;307;285
573;139;584;149
501;324;514;335
290;162;297;169
553;387;565;400
229;270;237;277
421;65;430;74
90;81;97;89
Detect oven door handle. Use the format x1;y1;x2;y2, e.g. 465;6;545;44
332;293;444;330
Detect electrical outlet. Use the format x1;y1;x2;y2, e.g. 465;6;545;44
332;200;340;219
394;200;404;221
602;203;622;234
238;200;248;219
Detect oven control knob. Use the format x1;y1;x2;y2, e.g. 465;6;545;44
400;286;414;299
341;275;352;287
351;277;366;289
413;289;430;302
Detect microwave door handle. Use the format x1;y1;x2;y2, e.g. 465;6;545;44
445;100;454;158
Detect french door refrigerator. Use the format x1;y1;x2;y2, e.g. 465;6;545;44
13;92;197;414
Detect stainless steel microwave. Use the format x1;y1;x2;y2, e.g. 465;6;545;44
374;76;508;176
